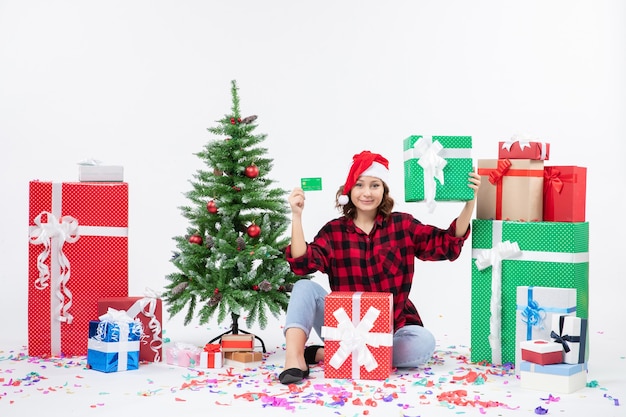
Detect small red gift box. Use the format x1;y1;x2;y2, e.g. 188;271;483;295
200;344;222;368
220;334;254;352
476;159;544;221
498;139;550;160
321;292;393;380
521;340;563;365
543;166;587;222
97;296;163;362
28;181;129;357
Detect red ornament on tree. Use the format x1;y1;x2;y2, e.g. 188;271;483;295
252;285;260;291
244;164;259;178
247;224;261;238
189;234;203;245
207;200;218;214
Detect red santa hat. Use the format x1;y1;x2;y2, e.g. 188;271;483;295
338;150;390;205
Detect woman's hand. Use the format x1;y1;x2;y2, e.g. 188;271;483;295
288;187;305;215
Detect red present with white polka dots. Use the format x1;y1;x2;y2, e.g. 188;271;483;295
321;292;393;380
28;181;129;357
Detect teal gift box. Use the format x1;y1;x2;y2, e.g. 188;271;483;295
470;219;589;366
87;319;142;373
403;135;473;210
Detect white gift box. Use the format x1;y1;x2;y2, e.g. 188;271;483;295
520;361;587;394
79;165;124;182
551;315;588;364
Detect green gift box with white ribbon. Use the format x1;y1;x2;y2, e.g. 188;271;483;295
470;219;589;366
403;135;473;212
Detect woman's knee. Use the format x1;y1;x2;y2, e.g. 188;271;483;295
392;326;436;367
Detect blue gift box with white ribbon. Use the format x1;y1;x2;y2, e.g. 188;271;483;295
87;308;142;373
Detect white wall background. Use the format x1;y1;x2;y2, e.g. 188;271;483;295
1;0;624;348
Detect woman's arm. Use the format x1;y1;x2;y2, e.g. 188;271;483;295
288;187;307;257
455;170;481;237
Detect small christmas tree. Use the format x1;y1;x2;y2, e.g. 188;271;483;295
164;80;305;337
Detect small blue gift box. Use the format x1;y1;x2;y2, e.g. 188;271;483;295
87;318;142;373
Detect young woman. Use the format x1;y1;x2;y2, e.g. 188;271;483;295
279;150;481;384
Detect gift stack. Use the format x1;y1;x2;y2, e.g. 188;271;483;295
518;314;588;393
27;173;164;370
469;135;589;390
221;334;262;368
163;333;265;370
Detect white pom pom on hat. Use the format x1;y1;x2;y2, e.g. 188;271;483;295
338;150;390;205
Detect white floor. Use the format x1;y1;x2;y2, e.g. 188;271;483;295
2;314;624;417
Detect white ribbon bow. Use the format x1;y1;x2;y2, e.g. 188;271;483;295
126;290;164;362
413;136;447;213
94;308;142;371
474;240;521;365
322;306;393;373
29;211;80;324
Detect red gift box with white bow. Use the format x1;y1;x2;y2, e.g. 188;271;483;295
28;181;129;357
321;291;393;380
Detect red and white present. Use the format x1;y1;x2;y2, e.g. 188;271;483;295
199;343;222;368
321;292;393;380
28;181;129;357
543;166;587;222
498;137;550;160
97;295;163;362
520;340;563;365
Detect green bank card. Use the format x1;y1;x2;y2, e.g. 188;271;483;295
301;177;322;191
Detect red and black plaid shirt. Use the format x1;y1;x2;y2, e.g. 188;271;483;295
286;212;469;331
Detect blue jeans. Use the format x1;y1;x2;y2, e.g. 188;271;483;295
284;279;436;368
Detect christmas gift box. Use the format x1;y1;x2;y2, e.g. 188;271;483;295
543;166;587;222
551;315;588;364
476;159;544;221
403;135;473;211
200;343;223;368
519;361;587;394
165;342;202;367
98;295;163;362
79;165;124;182
221;334;255;352
520;340;563;365
87;309;142;373
515;286;576;370
223;351;262;368
470;219;589;365
321;291;393;380
498;136;550;160
28;180;129;357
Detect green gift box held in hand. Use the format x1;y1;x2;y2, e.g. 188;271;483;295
470;219;589;366
403;135;474;212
